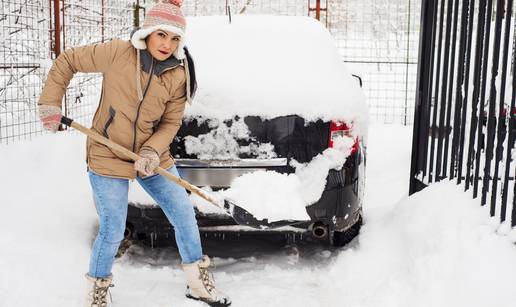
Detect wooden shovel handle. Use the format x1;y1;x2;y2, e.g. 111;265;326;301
61;116;223;208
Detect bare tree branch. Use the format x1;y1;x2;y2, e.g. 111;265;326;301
239;0;253;14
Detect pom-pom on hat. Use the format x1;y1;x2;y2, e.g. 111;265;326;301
130;0;187;59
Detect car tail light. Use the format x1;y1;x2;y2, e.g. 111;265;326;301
329;120;359;155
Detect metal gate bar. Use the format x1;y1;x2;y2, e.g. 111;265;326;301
411;0;516;227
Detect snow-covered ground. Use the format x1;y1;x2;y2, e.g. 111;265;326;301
1;123;516;307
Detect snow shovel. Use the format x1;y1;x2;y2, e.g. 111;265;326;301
60;116;299;230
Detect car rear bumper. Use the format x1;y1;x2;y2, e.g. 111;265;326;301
174;158;288;187
126;150;364;245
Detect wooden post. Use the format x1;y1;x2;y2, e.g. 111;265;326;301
315;0;320;20
52;0;60;57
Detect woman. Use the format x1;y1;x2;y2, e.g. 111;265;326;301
37;1;231;306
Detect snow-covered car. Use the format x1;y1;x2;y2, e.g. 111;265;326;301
126;15;368;247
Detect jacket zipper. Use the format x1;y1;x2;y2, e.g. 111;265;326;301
132;58;155;153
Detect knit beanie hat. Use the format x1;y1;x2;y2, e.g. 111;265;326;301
130;0;187;59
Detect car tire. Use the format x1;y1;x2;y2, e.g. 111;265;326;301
331;215;362;247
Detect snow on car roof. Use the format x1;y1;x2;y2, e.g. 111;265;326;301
184;15;368;135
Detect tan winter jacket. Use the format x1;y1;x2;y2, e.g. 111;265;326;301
38;39;189;179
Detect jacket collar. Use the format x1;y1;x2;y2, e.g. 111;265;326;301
140;49;181;76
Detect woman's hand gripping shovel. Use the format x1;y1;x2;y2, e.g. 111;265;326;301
60;116;299;230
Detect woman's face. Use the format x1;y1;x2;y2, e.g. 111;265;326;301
146;30;181;61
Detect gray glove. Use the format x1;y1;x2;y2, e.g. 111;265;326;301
134;147;160;176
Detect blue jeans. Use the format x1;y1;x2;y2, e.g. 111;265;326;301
87;166;203;278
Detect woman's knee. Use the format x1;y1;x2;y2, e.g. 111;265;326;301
172;207;199;229
97;216;127;243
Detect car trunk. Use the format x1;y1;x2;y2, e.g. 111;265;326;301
170;115;331;168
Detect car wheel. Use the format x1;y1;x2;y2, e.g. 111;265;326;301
331;215;362;247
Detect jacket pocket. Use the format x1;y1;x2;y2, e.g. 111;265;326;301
102;106;116;138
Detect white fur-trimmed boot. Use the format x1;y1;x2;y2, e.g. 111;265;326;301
182;255;231;307
84;274;114;307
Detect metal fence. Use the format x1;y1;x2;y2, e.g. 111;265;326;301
1;0;420;144
0;0;133;144
410;0;516;226
1;0;51;144
330;0;421;125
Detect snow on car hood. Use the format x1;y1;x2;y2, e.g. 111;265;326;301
185;15;368;137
